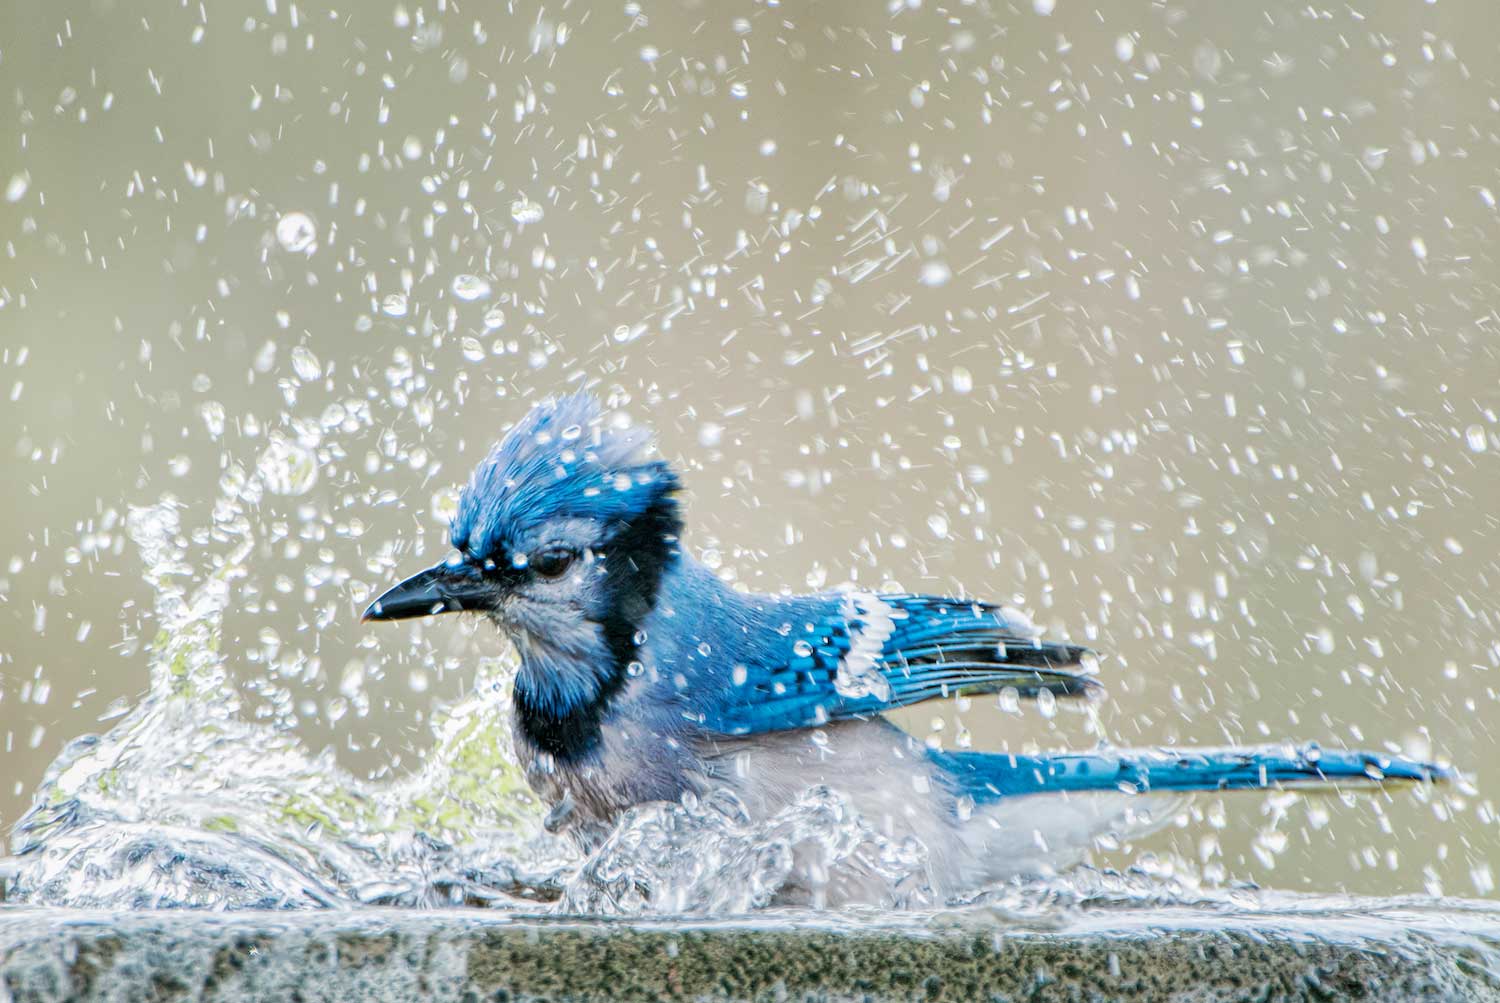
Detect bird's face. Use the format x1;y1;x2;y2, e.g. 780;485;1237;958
363;516;617;664
364;392;681;684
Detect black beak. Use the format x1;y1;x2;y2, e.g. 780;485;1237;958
362;559;493;622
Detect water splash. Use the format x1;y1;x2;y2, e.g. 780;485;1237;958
3;494;936;914
5;498;558;910
559;787;932;914
2;492;1464;918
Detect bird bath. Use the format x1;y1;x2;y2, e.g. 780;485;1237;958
4;895;1500;1002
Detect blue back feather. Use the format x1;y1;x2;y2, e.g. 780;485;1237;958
702;593;1094;736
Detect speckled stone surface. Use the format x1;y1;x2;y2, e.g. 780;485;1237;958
2;900;1499;1002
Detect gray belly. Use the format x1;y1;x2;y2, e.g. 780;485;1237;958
517;716;709;847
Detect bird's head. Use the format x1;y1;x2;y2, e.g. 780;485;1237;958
364;392;682;675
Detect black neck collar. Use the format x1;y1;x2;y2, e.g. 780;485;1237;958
511;495;682;763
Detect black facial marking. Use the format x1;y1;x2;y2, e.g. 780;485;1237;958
511;481;682;763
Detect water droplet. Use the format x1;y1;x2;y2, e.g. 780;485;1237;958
1411;236;1428;261
919;261;952;287
1465;425;1487;453
274;212;316;253
319;403;347;430
290;345;321;382
951;367;973;393
1252;829;1289;866
460;337;486;362
430;487;459;522
381;293;409;317
200;402;226;438
482;307;506;330
697;642;712;657
701;548;722;570
4;172;28;203
792;640;814;658
927;513;950;538
698;423;723;447
257;439;319;496
510;197;544;224
1036;688;1057;719
451;274;491;301
633;629;649;645
402;135;423;160
732;664;748;686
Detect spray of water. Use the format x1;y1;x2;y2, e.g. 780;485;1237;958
8;489;1446;916
2;493;942;913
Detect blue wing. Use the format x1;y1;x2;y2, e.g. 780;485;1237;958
931;743;1453;804
703;593;1095;736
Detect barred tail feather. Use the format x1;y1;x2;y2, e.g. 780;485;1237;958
933;743;1453;805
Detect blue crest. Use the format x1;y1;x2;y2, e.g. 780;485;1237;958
450;392;680;562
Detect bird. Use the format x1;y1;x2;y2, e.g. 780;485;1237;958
365;391;1452;903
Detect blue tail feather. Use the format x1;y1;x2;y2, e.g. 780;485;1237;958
932;743;1453;805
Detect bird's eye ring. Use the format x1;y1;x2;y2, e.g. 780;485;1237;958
530;547;576;580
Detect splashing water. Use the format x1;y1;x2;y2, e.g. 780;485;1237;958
560;787;932;914
3;498;559;909
7;488;1438;917
1;493;943;914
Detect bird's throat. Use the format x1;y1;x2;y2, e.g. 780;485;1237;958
511;650;628;763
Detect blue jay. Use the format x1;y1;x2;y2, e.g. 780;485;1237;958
366;392;1450;899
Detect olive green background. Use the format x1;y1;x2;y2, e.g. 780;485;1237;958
1;0;1496;897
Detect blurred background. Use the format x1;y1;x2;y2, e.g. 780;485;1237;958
1;0;1497;897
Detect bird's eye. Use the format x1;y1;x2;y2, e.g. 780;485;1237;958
530;548;576;580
